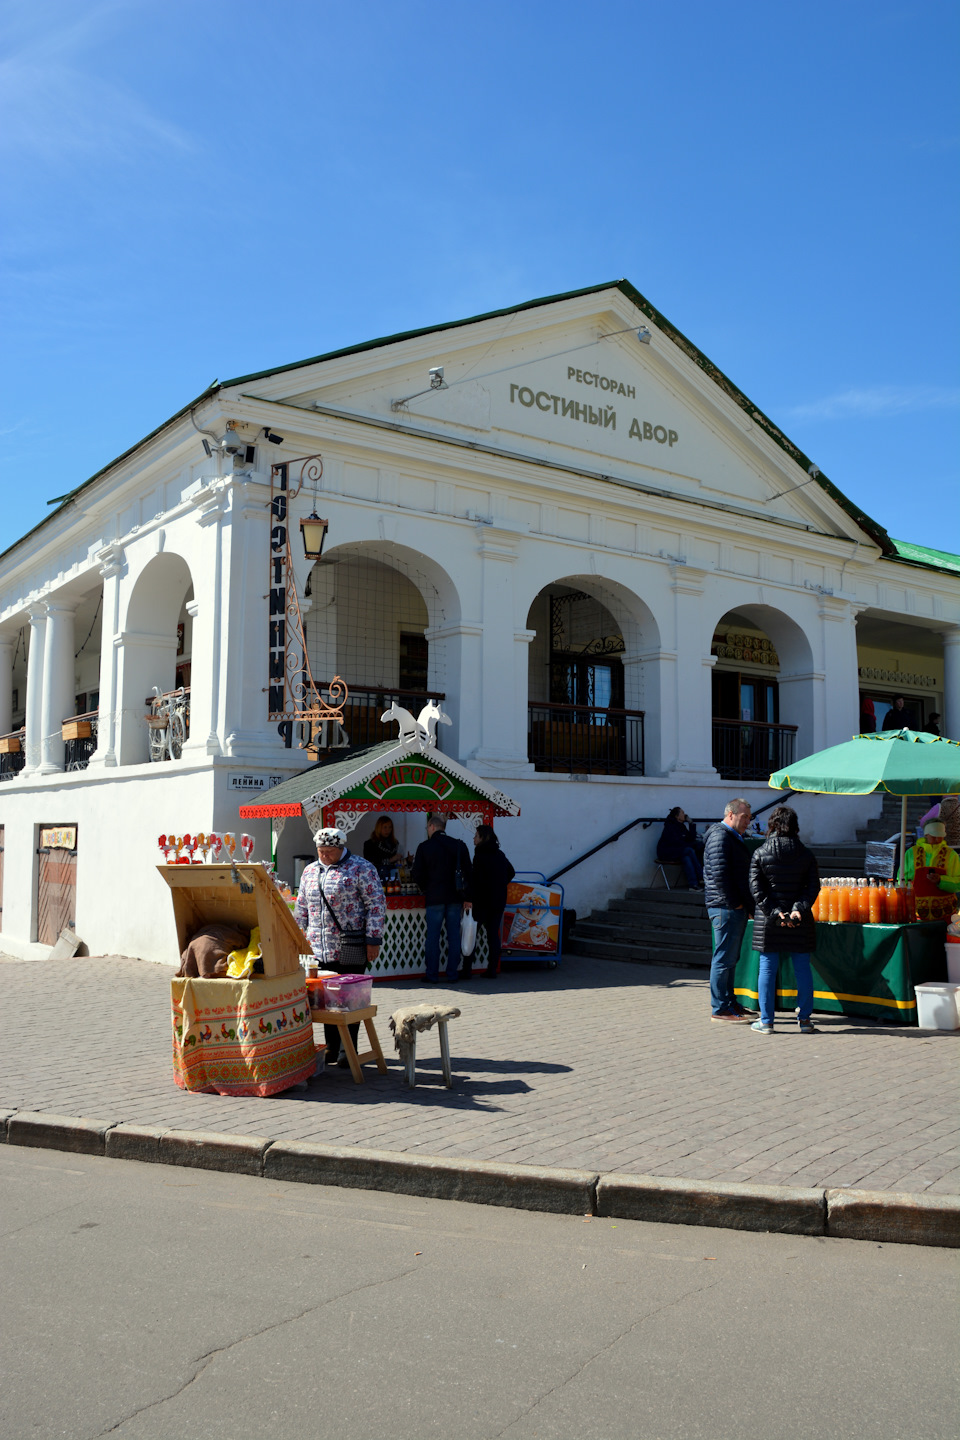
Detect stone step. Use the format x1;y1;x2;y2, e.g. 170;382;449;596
605;897;711;924
575;919;712;952
564;935;710;969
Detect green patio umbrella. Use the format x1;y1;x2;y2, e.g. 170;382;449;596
769;728;960;881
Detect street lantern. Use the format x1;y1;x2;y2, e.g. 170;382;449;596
299;512;329;560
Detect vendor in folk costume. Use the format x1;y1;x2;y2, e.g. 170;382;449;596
903;820;960;922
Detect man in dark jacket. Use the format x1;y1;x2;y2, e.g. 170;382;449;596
703;798;755;1022
411;812;473;982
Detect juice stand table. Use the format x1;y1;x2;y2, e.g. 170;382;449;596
159;863;317;1094
735;918;948;1024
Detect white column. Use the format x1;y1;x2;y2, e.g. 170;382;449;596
668;565;716;777
816;598;859;750
942;627;960;743
87;545;124;769
622;646;675;776
424;620;481;763
22;604;47;774
38;601;76;774
463;530;533;775
0;637;13;736
182;482;227;757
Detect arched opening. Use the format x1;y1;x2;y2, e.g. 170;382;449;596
710;605;815;778
525;578;654;774
117;553;194;765
304;542;460;752
855;612;947;737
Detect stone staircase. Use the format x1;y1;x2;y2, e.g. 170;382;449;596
856;793;933;844
565;886;712;970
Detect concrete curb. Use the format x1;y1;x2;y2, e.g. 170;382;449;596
597;1173;826;1236
264;1141;598;1214
7;1111;112;1156
2;1111;958;1246
826;1187;960;1247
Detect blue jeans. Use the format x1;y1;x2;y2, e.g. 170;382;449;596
680;846;703;888
425;902;462;981
708;907;748;1016
758;951;814;1027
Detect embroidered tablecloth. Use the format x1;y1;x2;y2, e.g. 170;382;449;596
171;971;316;1096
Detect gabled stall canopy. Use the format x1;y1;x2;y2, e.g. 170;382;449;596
239;739;521;835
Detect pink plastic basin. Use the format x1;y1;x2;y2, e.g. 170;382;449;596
322;974;372;1011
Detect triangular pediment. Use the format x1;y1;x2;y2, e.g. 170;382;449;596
226;282;887;549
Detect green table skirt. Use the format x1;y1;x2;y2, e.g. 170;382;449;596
735;920;948;1024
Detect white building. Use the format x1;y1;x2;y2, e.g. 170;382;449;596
1;279;957;962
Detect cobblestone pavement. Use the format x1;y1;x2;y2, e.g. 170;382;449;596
2;954;958;1194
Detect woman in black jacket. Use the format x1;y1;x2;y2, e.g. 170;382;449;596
748;806;821;1034
468;825;515;979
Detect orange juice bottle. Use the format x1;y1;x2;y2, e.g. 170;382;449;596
811;887;822;921
857;879;870;923
837;882;851;923
885;885;901;924
824;879;836;922
868;879;883;925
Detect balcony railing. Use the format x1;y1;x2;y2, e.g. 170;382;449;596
62;710;99;771
712;717;797;781
319;687;448;753
528;701;645;776
0;729;25;781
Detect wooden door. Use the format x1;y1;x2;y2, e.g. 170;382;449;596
36;826;77;946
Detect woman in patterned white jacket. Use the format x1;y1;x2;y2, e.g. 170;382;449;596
294;826;386;1066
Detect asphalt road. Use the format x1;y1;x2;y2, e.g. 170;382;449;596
1;1148;956;1440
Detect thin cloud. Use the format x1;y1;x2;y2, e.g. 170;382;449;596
782;385;960;422
0;1;192;163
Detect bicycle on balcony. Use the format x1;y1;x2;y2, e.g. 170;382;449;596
146;686;190;762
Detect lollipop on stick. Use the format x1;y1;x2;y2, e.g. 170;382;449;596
241;833;255;861
223;833;236;860
196;832;209;863
208;832;222;862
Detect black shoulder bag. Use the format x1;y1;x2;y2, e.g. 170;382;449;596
317;879;369;973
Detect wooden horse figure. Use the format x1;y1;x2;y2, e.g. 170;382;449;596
417;699;452;748
381;700;421;744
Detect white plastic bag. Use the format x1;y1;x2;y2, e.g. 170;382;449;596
460;910;477;957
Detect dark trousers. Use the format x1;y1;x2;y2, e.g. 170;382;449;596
323;1021;360;1060
473;914;503;975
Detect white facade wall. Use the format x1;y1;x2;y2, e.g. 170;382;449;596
0;285;957;962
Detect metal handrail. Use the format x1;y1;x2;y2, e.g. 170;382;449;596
544;790;794;883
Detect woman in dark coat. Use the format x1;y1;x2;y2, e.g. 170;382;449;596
748;805;821;1034
656;807;703;888
468;825;515;979
363;815;400;877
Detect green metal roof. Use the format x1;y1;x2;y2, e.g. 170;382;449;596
0;279;911;561
890;538;960;578
245;741;397;809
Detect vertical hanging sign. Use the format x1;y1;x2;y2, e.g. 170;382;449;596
267;455;348;752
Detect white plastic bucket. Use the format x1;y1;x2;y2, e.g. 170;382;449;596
914;982;960;1031
945;937;960;985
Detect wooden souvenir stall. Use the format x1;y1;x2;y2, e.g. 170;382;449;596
159;862;317;1095
240;731;521;979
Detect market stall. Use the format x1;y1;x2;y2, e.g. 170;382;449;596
735;918;947;1024
239;720;521;979
744;728;960;1024
159;859;317;1094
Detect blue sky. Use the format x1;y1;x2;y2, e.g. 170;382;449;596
1;0;958;554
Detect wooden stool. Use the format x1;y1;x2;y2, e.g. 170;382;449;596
310;1005;387;1084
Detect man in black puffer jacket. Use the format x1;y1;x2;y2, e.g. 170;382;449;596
703;798;755;1022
